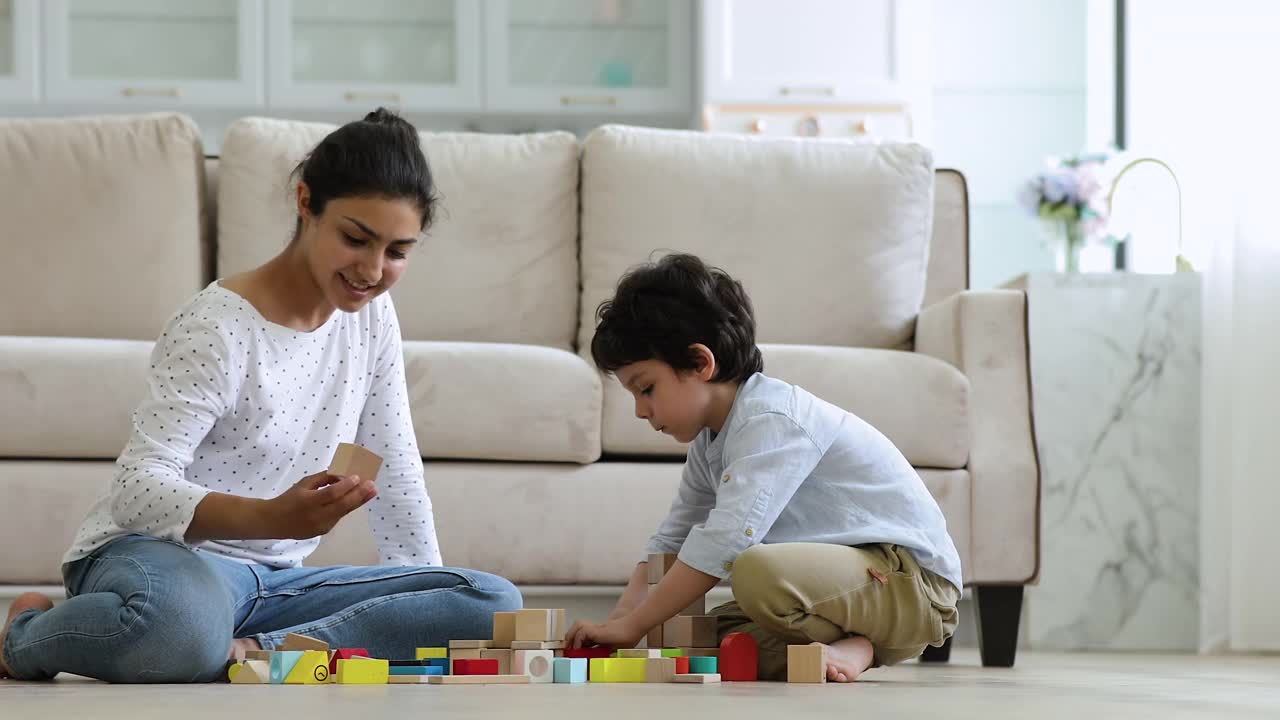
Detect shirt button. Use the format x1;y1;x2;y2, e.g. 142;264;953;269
745;528;754;537
721;474;730;484
723;561;733;572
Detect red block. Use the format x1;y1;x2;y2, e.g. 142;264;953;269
561;647;614;660
675;656;690;675
719;633;758;682
453;658;499;676
328;648;369;676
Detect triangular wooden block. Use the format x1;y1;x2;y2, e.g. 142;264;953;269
231;660;270;684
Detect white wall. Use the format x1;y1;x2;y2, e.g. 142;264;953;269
930;0;1090;289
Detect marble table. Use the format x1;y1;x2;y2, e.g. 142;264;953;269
1005;272;1201;651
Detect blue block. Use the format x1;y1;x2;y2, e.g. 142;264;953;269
424;657;450;674
689;656;717;674
389;665;444;676
269;651;304;684
553;657;588;684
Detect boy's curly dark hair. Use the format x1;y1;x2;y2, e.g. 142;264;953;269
591;253;764;383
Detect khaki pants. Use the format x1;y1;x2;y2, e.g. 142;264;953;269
711;543;960;680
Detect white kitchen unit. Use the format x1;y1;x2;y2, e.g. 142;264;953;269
0;0;39;104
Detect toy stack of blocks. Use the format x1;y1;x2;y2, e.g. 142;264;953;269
642;552;727;682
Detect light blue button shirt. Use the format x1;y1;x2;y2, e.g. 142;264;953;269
644;372;963;590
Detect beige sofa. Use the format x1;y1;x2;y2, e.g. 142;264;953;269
0;113;1038;666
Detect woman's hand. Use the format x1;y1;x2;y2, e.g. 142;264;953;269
264;472;377;539
564;615;646;650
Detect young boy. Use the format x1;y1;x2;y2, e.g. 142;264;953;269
563;253;962;682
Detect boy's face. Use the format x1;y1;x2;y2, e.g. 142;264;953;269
615;357;714;444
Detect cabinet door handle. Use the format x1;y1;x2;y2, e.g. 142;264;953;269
344;91;403;103
121;87;183;98
780;85;836;97
560;95;618;107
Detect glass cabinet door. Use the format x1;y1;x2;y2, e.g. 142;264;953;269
43;0;264;105
0;0;38;103
485;0;692;113
266;0;481;111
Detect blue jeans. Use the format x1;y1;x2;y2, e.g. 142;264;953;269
3;534;522;683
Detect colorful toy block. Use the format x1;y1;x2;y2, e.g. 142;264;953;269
388;675;433;684
663;616;717;648
415;647;448;659
229;659;269;684
245;649;273;661
269;651;304;684
660;648;685;658
335;658;389;685
561;647;614;660
492;611;517;648
787;644;827;683
283;650;331;684
719;633;758;682
553;657;588;684
449;648;483;661
426;674;530;685
618;648;663;659
449;639;493;649
453;658;499;676
674;673;721;683
514;609;567;642
679;647;720;657
281;633;329;652
513;649;554;683
328;442;383;482
644;657;677;683
588;658;647;683
675;656;690;675
329;648;369;676
510;640;565;650
480;648;513;675
389;665;444;676
689;656;718;674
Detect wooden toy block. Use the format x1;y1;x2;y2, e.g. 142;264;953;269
675;656;690;675
589;658;647;683
423;658;450;673
492;611;517;648
663;616;717;648
269;651;304;684
674;673;721;683
449;639;493;649
512;649;554;683
479;648;513;675
328;442;383;482
329;648;369;676
510;640;565;650
453;658;499;676
450;648;483;661
553;657;588;684
391;659;432;666
389;665;444;676
618;648;663;659
283;650;331;684
648;583;707;616
415;647;448;659
688;656;718;674
388;675;433;684
230;660;269;684
426;674;530;685
787;644;827;683
660;649;685;658
646;553;679;583
719;633;759;682
335;658;389;685
679;647;720;658
281;632;329;652
514;608;567;642
645;624;663;648
245;650;273;661
644;657;677;684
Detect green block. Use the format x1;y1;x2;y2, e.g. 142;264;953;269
689;656;718;674
660;649;685;658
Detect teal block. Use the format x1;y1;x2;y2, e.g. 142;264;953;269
269;651;304;684
553;657;588;684
389;665;443;676
424;657;450;674
689;656;717;674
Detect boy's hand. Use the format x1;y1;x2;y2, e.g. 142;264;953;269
564;615;646;650
265;471;377;539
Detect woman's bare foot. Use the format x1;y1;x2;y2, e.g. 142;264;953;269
228;637;262;663
815;636;874;683
0;592;55;678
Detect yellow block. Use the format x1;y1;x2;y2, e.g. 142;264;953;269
415;647;448;660
335;658;389;685
589;657;647;683
283;650;331;684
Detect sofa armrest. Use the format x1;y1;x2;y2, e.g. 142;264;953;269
916;290;1040;585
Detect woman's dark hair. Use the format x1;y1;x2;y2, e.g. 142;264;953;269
290;107;438;239
591;253;763;383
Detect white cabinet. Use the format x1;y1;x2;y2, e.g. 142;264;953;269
701;0;929;105
0;0;39;103
42;0;263;106
267;0;481;111
485;0;693;113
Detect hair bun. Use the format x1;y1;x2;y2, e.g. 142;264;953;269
364;107;405;126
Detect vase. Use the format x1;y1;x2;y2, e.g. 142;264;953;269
1044;220;1086;273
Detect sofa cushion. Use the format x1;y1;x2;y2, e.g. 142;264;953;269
404;342;601;463
0;337;152;458
217;118;580;349
600;345;971;469
0;113;206;340
579;126;935;352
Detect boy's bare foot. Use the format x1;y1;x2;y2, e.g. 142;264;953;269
0;592;55;678
815;636;873;683
228;637;262;662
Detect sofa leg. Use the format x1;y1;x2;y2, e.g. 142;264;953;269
975;585;1023;667
918;636;952;663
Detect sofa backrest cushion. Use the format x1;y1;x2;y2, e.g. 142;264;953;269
0;113;206;340
578;125;935;353
217;118;581;349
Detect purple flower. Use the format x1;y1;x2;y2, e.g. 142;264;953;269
1043;170;1079;204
